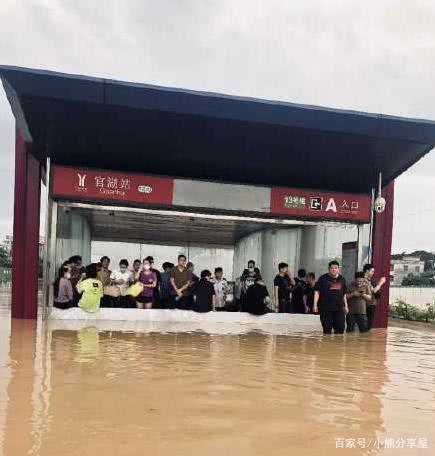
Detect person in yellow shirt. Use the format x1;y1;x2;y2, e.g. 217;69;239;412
77;263;103;313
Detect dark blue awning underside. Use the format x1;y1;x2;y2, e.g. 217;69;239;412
1;65;435;193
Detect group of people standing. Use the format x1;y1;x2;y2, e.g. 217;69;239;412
54;254;230;313
54;253;386;334
266;260;386;333
234;259;386;331
312;261;386;334
273;263;316;314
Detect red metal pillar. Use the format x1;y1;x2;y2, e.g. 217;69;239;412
11;128;41;319
371;181;395;328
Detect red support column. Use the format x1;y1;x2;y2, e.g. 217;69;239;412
371;181;395;328
11;128;41;319
11;130;26;318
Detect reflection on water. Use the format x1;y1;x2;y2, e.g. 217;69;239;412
0;297;434;455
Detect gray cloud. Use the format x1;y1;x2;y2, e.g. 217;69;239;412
0;0;434;252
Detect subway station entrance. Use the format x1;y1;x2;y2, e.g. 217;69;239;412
45;163;371;319
2;66;435;326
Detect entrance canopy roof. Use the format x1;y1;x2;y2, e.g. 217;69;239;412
1;65;435;193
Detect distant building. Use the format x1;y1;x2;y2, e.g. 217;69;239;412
390;256;425;286
2;235;13;253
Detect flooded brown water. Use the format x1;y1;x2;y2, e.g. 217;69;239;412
0;291;434;455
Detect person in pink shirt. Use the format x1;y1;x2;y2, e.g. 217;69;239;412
54;264;74;309
135;258;157;309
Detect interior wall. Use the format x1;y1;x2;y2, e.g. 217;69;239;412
56;208;91;270
232;232;262;280
299;225;360;279
233;228;301;295
260;228;302;295
188;246;234;280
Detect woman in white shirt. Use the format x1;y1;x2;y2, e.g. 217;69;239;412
110;259;133;307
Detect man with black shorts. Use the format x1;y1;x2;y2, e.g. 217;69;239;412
304;272;316;313
273;262;295;313
291;268;308;313
313;261;348;334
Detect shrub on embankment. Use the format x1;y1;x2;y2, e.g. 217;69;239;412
389;300;435;323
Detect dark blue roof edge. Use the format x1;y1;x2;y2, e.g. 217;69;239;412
2;65;435;138
0;77;32;142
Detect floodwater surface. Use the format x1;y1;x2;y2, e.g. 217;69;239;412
0;292;434;455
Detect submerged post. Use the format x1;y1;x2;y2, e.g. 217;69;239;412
11;128;41;319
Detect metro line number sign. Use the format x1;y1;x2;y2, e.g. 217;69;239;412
271;188;371;222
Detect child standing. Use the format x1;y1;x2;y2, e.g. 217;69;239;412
211;267;229;311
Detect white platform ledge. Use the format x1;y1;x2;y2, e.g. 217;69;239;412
48;308;322;335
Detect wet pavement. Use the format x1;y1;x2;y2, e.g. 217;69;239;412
0;291;434;455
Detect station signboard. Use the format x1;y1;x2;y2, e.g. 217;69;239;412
270;187;371;222
51;165;371;222
51;165;174;206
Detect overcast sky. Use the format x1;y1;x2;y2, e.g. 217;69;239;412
1;0;434;253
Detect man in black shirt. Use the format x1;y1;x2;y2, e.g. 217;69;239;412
245;277;270;315
192;270;216;313
240;260;261;312
274;262;295;313
160;261;174;309
291;269;308;314
313;261;348;334
304;272;316;313
187;262;199;283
